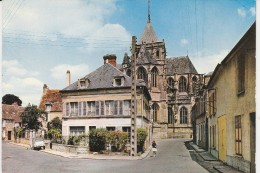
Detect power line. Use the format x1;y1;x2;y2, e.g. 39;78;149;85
3;0;26;29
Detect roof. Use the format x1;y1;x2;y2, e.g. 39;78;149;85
39;89;62;112
122;53;131;65
2;103;24;122
137;46;157;65
62;63;135;91
166;56;198;75
139;22;158;44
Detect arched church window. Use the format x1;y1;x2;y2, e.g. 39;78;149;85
180;107;188;124
151;67;158;87
179;76;187;92
137;67;147;83
167;77;174;89
152;103;159;122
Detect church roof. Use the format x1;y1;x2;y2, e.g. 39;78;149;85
122;53;131;65
137;47;157;65
139;22;158;44
166;56;198;75
62;63;147;91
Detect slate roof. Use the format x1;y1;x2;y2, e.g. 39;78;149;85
62;63;146;91
139;22;158;44
166;56;198;75
137;47;157;65
39;89;62;112
2;103;24;122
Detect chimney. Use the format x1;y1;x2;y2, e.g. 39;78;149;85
43;84;49;95
103;54;117;67
66;70;71;86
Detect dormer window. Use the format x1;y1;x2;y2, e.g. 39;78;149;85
78;78;90;89
113;76;125;87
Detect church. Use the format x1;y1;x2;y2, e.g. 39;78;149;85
121;3;202;139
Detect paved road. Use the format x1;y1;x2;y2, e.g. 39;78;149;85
2;138;208;173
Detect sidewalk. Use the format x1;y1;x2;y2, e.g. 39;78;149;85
189;142;243;173
9;142;151;160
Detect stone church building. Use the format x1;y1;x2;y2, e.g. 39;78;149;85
122;12;202;139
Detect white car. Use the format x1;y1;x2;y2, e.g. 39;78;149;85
32;138;45;150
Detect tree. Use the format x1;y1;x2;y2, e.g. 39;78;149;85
20;104;43;130
47;117;62;131
2;94;22;106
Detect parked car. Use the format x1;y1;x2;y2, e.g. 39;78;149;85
32;138;45;150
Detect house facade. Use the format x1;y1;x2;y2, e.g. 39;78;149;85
2;103;24;141
193;22;255;173
122;15;202;139
60;56;152;146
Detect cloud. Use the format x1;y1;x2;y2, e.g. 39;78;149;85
2;59;44;106
249;7;255;16
2;76;44;106
180;38;189;45
3;59;39;77
237;8;246;17
191;49;229;74
82;23;131;53
50;64;90;82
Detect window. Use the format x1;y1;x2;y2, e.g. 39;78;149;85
156;50;160;58
89;126;96;131
209;91;216;116
151;67;158;87
106;127;115;132
123;100;130;115
123;127;131;143
152;103;159;122
100;101;105;115
238;54;245;94
180;107;188;124
70;126;85;136
87;102;95;115
70;102;78;116
167;77;174;89
114;101;118;115
105;101;114;115
212;125;216;148
168;106;173;124
235;115;242;155
179;76;187;92
137;67;147;83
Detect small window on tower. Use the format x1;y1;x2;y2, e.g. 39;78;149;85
156;50;159;58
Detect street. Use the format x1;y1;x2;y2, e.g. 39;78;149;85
2;138;208;173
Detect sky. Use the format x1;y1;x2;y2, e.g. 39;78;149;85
1;0;257;106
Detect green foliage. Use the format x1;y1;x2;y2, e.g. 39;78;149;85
67;134;88;146
47;129;61;140
137;128;148;153
20;104;43;130
105;130;128;151
2;94;22;106
88;128;108;152
47;117;62;131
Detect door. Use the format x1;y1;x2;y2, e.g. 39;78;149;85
8;131;12;140
218;115;226;161
250;113;256;173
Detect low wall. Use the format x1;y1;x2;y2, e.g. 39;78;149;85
51;143;88;154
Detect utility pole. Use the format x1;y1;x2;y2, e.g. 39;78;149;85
130;36;137;156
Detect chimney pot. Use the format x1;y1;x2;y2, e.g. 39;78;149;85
103;54;117;67
66;70;71;86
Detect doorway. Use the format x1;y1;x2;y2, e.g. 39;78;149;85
8;131;12;140
218;115;226;161
250;112;255;173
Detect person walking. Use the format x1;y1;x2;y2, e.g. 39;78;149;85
152;140;157;157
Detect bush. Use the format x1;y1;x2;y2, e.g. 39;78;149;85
137;128;148;153
105;130;128;151
89;128;108;152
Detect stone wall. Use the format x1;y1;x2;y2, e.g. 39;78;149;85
226;155;251;173
51;143;88;154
